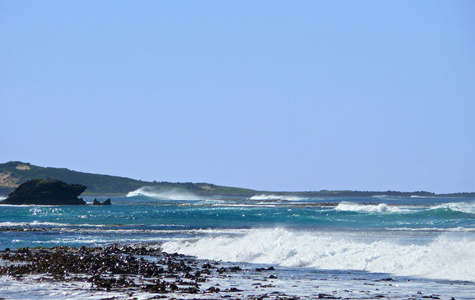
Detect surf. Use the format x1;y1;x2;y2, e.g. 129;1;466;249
430;202;475;215
126;186;202;200
249;194;307;201
334;202;406;213
162;227;475;282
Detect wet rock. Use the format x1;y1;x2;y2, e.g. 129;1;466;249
230;265;242;271
0;244;233;296
92;198;112;205
317;293;341;299
206;286;221;293
256;266;275;272
378;277;395;281
226;287;244;292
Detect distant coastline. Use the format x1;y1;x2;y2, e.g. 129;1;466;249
1;161;473;198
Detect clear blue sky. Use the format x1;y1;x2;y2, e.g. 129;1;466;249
1;1;474;193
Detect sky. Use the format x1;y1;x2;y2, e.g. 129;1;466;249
1;1;474;193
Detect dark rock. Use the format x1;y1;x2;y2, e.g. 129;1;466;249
317;293;341;299
0;179;86;205
379;277;395;281
206;286;220;293
226;287;243;292
202;263;213;269
92;198;112;205
256;266;275;272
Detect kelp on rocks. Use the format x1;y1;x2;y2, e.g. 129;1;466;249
0;244;204;294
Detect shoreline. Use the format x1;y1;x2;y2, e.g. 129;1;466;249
1;244;472;300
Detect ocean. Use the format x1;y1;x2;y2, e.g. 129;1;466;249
0;190;474;299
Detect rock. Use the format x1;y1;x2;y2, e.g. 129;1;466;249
0;179;86;205
92;198;112;205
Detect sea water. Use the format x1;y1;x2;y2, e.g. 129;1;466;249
0;192;474;299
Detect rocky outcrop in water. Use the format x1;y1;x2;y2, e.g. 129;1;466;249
0;179;86;205
92;198;111;205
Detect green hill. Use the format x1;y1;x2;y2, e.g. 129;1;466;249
0;161;257;196
1;161;472;198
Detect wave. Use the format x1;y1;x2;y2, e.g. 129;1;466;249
386;227;475;233
0;221;106;227
126;186;201;200
162;228;475;282
249;194;307;201
430;202;475;215
334;202;406;213
333;201;475;216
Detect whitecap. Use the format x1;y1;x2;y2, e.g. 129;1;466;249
162;227;475;282
431;202;475;214
249;194;307;201
334;202;405;213
126;186;201;200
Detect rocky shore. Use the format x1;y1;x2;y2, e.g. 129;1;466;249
0;244;457;300
0;244;301;299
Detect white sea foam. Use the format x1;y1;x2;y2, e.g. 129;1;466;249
162;227;475;282
334;202;406;213
126;186;201;200
249;194;307;201
3;263;473;300
0;221;69;227
386;227;475;233
0;221;105;227
431;202;475;214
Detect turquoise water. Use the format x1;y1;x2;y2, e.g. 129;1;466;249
1;193;474;285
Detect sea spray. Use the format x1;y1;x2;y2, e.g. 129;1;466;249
334;202;407;213
161;227;475;282
249;194;307;201
126;186;201;200
431;202;475;215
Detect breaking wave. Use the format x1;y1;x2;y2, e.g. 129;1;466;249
0;221;106;227
249;194;307;201
332;201;475;217
430;202;475;215
334;202;406;213
126;186;201;200
162;227;475;282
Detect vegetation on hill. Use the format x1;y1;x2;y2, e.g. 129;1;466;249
0;161;257;196
0;161;473;198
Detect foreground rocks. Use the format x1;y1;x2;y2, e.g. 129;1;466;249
0;179;86;205
0;245;195;293
0;245;458;300
0;244;289;299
